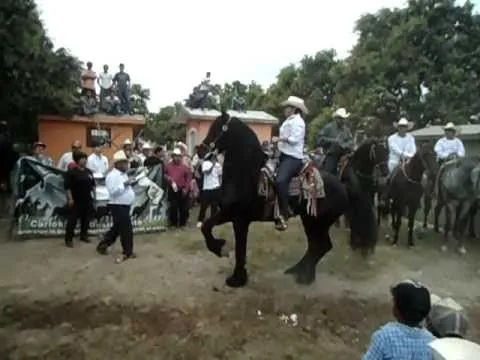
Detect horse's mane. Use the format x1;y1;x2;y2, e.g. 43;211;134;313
224;116;264;158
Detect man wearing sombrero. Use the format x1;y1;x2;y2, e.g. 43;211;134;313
272;96;307;231
434;122;465;165
387;118;416;173
316;108;354;175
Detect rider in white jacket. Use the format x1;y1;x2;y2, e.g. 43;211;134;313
387;118;417;173
434;122;465;164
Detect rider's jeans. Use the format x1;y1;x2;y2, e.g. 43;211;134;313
276;153;303;218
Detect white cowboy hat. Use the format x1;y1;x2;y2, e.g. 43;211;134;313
281;96;309;114
430;338;480;360
444;122;456;131
172;148;182;156
113;150;128;162
393;117;414;130
142;142;153;150
175;141;188;150
332;108;350;119
123;138;132;145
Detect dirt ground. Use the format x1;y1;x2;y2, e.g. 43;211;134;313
0;217;480;360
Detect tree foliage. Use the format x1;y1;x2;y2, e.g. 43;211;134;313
0;0;82;140
5;0;480;143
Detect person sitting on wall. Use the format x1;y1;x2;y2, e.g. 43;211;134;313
102;88;122;115
81;89;98;116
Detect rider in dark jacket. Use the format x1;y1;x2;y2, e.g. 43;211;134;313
316;108;354;175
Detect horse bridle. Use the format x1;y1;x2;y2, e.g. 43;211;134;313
401;149;432;184
205;114;233;154
354;142;388;180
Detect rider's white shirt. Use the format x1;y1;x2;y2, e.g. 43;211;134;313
278;114;305;160
387;132;416;173
434;137;465;160
87;153;109;175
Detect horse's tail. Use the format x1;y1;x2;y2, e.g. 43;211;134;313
345;182;378;255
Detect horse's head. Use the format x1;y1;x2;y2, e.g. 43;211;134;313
417;141;438;177
354;138;389;178
202;111;233;154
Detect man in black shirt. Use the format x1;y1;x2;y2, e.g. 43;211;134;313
64;151;95;247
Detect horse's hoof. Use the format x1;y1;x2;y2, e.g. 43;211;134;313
295;269;315;285
384;234;391;241
441;245;448;252
206;238;227;258
225;268;248;288
408;243;415;249
458;246;467;255
284;263;302;275
391;242;397;247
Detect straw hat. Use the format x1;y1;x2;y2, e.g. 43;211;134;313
113;150;128;162
332;108;350;119
172;148;182;156
444;122;456;131
123;138;132;145
281;96;309;114
142;142;153;150
393;117;414;130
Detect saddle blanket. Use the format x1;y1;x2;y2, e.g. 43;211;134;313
258;160;325;217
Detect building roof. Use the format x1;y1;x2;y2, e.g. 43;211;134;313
175;106;279;125
411;124;480;140
39;114;146;126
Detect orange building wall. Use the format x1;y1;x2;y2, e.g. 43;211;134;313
185;119;273;151
38;118;137;162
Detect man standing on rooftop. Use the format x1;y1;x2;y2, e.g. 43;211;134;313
113;63;131;115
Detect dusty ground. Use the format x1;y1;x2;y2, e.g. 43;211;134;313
0;216;479;359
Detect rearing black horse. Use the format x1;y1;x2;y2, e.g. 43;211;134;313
200;112;379;288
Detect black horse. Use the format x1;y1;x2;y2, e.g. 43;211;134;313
200;112;378;288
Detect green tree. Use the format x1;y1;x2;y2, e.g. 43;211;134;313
130;83;150;115
144;103;185;145
0;0;82;140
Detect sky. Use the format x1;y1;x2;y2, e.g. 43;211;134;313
36;0;478;111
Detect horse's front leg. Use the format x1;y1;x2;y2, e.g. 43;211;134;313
201;210;230;257
407;202;419;247
454;201;470;255
225;217;250;288
423;194;432;229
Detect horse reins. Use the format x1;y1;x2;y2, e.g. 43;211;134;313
207;114;233;153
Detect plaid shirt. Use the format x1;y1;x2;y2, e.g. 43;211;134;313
363;322;435;360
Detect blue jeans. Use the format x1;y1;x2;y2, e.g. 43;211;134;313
276;153;303;217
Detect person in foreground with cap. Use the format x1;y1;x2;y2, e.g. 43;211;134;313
427;294;480;360
316;108;354;175
64;151;95;247
387;118;416;174
272;96;307;231
96;150;136;263
434;122;465;165
58;140;82;171
363;280;435;360
165;147;192;228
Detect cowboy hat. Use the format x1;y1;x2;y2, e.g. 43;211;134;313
113;150;128;162
443;122;456;131
172;148;182;156
393;118;414;130
33;141;46;148
430;338;480;360
123;138;132;145
142;142;153;150
281;96;309;114
175;141;188;151
332;108;350;119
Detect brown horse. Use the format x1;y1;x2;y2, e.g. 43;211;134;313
386;142;438;247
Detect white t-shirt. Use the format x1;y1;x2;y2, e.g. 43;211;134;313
57;151;73;170
87;153;109;174
98;72;113;89
201;160;222;190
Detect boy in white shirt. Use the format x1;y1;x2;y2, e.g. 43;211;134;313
197;153;222;228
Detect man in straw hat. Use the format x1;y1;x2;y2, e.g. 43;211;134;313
97;150;136;263
363;279;435;359
271;96;307;231
387;117;416;174
316;108;354;175
434;122;465;165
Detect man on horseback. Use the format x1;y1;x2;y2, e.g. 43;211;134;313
316;108;354;175
273;96;307;231
434;122;465;166
387;118;416;174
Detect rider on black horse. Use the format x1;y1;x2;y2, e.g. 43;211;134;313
316;108;354;175
273;96;307;231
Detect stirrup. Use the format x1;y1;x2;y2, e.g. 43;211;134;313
274;216;288;231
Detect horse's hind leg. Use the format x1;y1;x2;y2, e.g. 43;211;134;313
454;202;471;255
442;203;455;252
468;202;478;239
391;201;402;246
423;194;432;229
286;214;333;285
407;201;420;247
434;201;443;233
225;217;250;288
